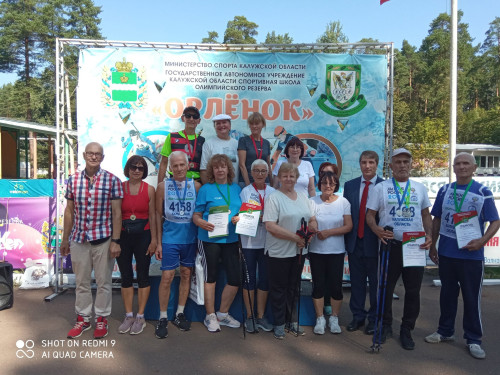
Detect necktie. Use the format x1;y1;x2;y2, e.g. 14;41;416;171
358;180;371;238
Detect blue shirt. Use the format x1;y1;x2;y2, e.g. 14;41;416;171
431;180;499;260
195;183;242;243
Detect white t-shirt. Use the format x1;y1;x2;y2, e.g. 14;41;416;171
200;136;239;182
309;195;351;254
239;184;275;249
272;159;315;197
366;178;431;241
263;190;315;258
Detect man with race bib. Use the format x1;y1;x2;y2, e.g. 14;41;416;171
425;153;500;359
154;151;201;338
366;148;432;351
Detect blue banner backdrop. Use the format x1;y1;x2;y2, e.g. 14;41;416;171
77;49;388;188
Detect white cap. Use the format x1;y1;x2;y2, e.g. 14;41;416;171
392;148;412;159
212;114;232;122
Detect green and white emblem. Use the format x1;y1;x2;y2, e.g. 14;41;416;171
101;58;148;110
317;64;367;122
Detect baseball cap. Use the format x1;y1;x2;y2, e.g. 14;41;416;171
183;106;200;117
212;114;232;122
392;148;412;159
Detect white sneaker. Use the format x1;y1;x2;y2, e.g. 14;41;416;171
314;316;326;335
468;344;486;359
329;316;341;334
217;312;241;328
425;331;455;343
204;313;221;333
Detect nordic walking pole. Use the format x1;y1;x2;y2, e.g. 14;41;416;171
238;235;257;336
371;225;393;353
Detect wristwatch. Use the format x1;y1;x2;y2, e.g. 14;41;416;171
111;238;121;244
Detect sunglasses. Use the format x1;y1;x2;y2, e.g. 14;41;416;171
184;113;200;120
130;165;145;172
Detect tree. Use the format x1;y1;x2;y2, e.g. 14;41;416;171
223;16;258;44
480;17;500;101
0;0;102;122
407;117;449;176
316;21;348;44
201;31;219;44
264;31;293;44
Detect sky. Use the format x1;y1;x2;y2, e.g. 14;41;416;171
0;0;499;86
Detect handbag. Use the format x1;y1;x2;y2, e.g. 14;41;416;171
122;218;148;234
189;241;205;305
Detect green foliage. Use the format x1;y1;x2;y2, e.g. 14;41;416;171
316;21;348;44
223;16;258;44
201;31;219;44
406;118;449;176
264;31;293;45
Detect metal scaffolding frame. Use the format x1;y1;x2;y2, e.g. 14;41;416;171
48;38;394;299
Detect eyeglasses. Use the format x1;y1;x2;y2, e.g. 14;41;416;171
130;165;145;172
252;169;268;175
85;152;103;159
184;113;200;120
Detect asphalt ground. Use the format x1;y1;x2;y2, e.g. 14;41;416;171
2;271;500;375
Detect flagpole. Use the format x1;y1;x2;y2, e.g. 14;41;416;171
449;0;458;182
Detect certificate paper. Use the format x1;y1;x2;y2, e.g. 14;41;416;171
453;210;481;249
235;203;262;237
207;205;229;238
402;231;426;267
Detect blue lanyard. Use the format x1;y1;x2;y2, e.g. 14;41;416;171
392;178;410;210
171;178;188;203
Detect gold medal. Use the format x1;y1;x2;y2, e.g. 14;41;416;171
130;214;136;220
189;162;195;169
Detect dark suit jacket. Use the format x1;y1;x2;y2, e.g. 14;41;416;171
343;175;384;257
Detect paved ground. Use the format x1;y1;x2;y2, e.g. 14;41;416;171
2;271;500;375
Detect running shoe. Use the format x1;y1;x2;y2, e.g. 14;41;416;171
67;315;91;339
155;318;168;339
118;315;135;334
94;316;108;339
173;313;191;331
204;313;221;333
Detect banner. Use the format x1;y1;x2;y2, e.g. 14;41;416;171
77;48;388;187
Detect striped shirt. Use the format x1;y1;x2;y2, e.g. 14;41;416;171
65;168;123;243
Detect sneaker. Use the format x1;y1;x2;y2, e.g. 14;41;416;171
67;315;91;339
274;324;286;340
173;313;191;331
94;316;108;339
130;316;146;335
468;344;486;359
286;322;305;336
425;331;455;344
256;317;273;332
314;316;326;335
204;313;221;333
400;327;415;350
155;318;169;339
118;315;135;334
245;317;257;333
217;313;241;328
329;316;341;334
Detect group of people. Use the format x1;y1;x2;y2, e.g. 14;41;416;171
60;106;499;361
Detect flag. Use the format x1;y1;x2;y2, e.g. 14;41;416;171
380;0;390;4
